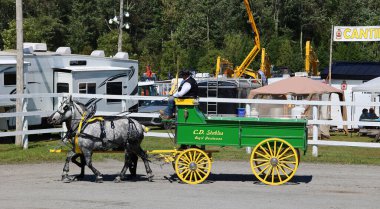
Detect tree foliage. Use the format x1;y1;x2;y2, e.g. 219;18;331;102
1;0;379;77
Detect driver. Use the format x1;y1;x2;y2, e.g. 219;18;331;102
160;70;198;119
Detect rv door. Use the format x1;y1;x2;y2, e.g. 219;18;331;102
54;71;72;109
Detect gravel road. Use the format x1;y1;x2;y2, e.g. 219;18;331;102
0;160;379;209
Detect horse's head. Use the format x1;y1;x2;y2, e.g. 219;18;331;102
47;96;73;125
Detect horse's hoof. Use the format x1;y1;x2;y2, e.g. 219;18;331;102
114;176;122;183
73;175;84;181
63;177;72;183
95;176;103;183
147;174;154;182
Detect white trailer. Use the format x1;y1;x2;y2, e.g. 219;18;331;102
0;43;138;130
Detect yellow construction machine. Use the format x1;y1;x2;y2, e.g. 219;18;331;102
233;0;262;79
305;40;319;76
215;0;270;81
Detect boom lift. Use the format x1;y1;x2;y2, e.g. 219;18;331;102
214;0;269;81
233;0;261;79
215;56;234;77
305;41;319;76
260;48;271;79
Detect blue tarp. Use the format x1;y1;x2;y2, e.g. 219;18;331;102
321;62;380;80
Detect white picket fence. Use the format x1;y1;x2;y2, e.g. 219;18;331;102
1;93;380;155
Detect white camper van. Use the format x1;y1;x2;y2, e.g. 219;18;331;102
0;43;138;130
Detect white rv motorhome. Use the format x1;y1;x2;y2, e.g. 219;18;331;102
0;43;138;130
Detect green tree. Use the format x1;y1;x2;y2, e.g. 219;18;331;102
1;16;65;50
97;30;132;57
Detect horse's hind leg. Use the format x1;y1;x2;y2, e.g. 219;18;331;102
82;150;103;183
114;151;132;183
71;154;85;180
137;147;154;182
62;150;76;183
129;153;138;177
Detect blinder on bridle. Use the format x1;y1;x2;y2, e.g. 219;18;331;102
56;101;71;116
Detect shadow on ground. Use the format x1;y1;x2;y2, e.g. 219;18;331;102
165;173;313;185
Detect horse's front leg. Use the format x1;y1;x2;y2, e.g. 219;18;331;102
62;150;76;183
82;149;103;183
137;147;154;182
71;154;85;180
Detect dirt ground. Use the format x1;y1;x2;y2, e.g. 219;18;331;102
0;160;379;209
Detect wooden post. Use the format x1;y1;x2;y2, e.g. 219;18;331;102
15;0;24;147
117;0;124;52
312;106;319;157
22;99;28;149
328;25;333;85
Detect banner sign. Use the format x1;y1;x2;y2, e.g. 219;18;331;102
333;26;380;42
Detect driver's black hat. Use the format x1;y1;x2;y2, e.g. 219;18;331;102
179;70;191;77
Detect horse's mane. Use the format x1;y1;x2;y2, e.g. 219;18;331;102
73;100;88;111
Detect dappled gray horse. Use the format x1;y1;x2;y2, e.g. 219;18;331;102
47;96;153;183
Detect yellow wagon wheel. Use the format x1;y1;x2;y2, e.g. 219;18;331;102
250;138;299;186
175;148;212;184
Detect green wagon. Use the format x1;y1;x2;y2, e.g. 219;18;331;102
149;98;308;185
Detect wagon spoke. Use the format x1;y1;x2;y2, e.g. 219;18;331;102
275;167;283;182
194;152;202;162
277;147;291;159
277;165;289;178
190;171;195;181
186;152;193;161
259;146;271;157
271;167;275;183
183;153;191;163
256;150;270;159
276;142;284;157
177;165;187;171
257;164;270;175
252;158;269;162
197;165;209;170
193;151;198;162
193;171;198;182
266;142;274;157
263;166;273;181
183;170;191;179
177;162;189;167
280;161;297;164
279;153;295;161
197;157;208;163
253;162;269;169
279;163;294;172
273;141;277;158
195;170;203;179
197;168;207;176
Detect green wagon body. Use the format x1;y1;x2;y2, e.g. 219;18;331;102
157;99;309;185
175;103;308;151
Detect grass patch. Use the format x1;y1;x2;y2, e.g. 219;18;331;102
0;131;379;165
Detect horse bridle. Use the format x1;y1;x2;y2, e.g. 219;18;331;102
59;100;86;143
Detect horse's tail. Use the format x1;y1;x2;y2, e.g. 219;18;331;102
141;125;150;133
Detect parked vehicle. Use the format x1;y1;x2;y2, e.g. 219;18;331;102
0;43;138;130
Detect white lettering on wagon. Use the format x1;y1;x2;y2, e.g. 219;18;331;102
193;129;224;141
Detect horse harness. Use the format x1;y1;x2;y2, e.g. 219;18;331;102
63;103;138;154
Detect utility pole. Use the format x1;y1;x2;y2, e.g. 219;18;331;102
15;0;24;147
117;0;124;52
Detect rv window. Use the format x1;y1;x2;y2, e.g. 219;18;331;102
79;83;96;94
57;83;69;93
106;82;122;103
4;72;16;85
70;60;87;66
